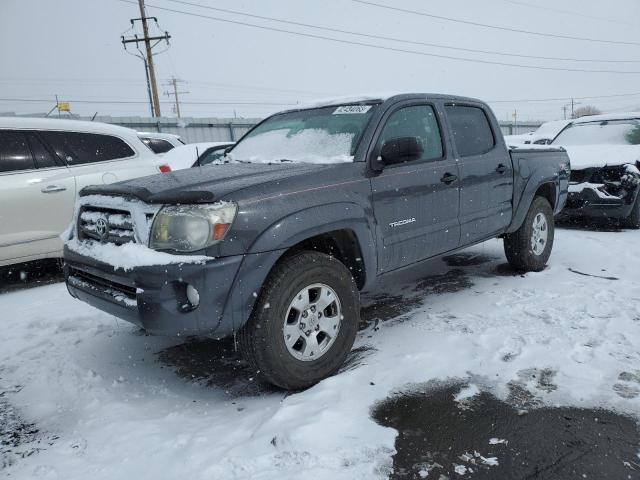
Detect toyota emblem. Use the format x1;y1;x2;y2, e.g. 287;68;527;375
95;218;109;241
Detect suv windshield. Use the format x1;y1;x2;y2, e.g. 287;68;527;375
228;104;377;164
552;119;640;146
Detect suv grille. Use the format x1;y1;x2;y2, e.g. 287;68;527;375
78;206;136;245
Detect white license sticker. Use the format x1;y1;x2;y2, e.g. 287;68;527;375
333;105;372;114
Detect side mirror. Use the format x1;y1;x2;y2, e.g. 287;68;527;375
380;136;424;166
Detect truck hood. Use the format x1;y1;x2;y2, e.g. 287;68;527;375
79;162;330;203
561;145;640;170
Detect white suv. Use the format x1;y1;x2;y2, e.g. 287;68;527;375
0;117;171;267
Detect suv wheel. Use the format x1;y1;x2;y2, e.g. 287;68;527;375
504;196;554;272
238;251;360;390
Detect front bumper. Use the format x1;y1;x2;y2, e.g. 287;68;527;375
563;185;639;219
64;245;243;337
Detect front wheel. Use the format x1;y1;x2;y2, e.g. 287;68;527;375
504;196;554;272
238;251;360;390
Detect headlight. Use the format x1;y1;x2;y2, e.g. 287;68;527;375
149;202;237;252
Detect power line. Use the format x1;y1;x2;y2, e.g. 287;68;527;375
499;0;638;28
0;97;297;106
352;0;640;47
0;76;333;97
4;92;640;106
488;92;640;103
114;0;640;74
162;0;640;64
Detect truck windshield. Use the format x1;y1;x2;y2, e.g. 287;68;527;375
552;119;640;146
228;104;378;164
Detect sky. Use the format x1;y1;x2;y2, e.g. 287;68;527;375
1;0;639;122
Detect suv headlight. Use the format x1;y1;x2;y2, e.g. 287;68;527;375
149;202;237;252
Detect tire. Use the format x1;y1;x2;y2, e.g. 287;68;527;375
621;194;640;229
504;196;555;272
238;251;360;390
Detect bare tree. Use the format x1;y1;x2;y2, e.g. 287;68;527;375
572;105;602;118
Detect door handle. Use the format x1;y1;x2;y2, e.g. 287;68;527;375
41;184;67;193
496;164;508;174
440;173;458;184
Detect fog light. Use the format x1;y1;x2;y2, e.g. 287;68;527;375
186;284;200;308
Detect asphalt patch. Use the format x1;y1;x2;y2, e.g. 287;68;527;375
442;253;497;267
0;259;64;294
0;384;56;470
372;383;640;479
157;337;278;397
158;337;372;395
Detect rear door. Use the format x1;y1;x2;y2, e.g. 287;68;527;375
39;131;158;190
444;104;513;243
0;130;75;264
370;102;460;273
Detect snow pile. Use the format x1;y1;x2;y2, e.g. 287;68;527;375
229;129;355;164
489;438;508;445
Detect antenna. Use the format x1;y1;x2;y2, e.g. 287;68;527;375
195;146;201;168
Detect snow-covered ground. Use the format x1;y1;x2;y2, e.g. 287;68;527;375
1;225;639;479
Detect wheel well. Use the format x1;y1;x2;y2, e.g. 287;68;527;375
534;183;556;209
284;229;366;289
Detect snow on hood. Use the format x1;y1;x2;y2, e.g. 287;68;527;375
561;144;640;170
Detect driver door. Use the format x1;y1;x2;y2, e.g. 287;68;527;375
370;103;461;273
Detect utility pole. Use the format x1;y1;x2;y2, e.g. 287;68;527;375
164;77;188;118
121;0;170;117
563;98;582;119
138;0;160;116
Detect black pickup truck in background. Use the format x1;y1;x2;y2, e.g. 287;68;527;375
63;93;570;389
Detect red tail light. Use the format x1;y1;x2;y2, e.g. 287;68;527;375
158;164;171;173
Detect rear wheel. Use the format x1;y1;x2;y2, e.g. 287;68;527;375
238;251;360;390
504;196;554;272
622;194;640;229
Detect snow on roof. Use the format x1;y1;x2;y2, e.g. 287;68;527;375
136;131;182;140
0;116;139;137
570;112;640;124
287;92;484;112
296;92;401;109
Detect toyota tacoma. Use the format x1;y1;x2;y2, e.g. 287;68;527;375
63;93;570;389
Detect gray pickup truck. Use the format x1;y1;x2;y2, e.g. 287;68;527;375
64;93;569;389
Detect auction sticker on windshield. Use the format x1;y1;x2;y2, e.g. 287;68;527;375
333;105;372;114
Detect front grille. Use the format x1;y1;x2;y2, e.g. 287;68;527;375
67;267;137;308
78;206;136;245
